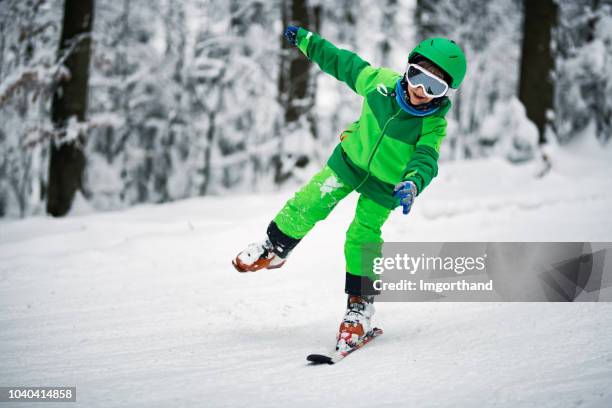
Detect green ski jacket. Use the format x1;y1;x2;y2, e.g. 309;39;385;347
296;28;451;209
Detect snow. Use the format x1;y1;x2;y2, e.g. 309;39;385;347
320;174;344;198
478;97;539;162
1;150;612;407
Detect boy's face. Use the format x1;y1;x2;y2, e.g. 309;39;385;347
405;62;448;105
407;82;434;105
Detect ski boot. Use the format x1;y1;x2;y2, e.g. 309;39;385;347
336;295;376;352
232;238;287;272
232;221;300;273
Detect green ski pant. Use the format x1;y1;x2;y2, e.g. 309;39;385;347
273;165;391;295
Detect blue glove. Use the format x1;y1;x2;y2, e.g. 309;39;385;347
393;181;418;215
284;26;300;46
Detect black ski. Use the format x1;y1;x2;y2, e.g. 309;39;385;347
307;327;383;365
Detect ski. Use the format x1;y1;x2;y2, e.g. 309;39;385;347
307;327;383;365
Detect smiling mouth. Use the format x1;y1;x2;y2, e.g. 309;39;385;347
411;93;428;104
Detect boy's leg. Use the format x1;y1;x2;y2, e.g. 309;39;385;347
234;165;352;272
344;194;392;296
269;165;353;257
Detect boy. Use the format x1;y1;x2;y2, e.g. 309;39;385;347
233;26;467;352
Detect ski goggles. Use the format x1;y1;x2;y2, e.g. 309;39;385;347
404;63;449;98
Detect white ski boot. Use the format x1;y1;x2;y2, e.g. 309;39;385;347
336;295;375;352
232;239;287;272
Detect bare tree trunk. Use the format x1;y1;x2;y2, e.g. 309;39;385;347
0;21;5;216
47;0;94;216
275;0;321;185
0;21;5;80
201;111;217;196
518;0;557;145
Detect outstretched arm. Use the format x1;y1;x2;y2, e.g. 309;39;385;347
285;26;371;95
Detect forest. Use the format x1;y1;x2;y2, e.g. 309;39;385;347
0;0;610;218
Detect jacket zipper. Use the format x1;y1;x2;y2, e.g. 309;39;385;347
354;108;402;191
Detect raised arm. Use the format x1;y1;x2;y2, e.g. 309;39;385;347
286;26;371;95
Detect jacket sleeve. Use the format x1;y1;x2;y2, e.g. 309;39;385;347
296;28;370;94
402;115;447;195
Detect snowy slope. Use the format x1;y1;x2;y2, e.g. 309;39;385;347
1;151;612;407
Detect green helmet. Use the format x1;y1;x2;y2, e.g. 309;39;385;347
409;38;467;89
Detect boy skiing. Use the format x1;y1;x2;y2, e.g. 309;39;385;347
233;26;467;355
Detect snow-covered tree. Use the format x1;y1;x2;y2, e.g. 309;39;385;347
189;0;283;194
0;0;63;217
275;0;321;185
1;0;610;219
415;0;525;161
554;0;612;145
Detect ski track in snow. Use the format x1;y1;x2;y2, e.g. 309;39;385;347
1;153;612;407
